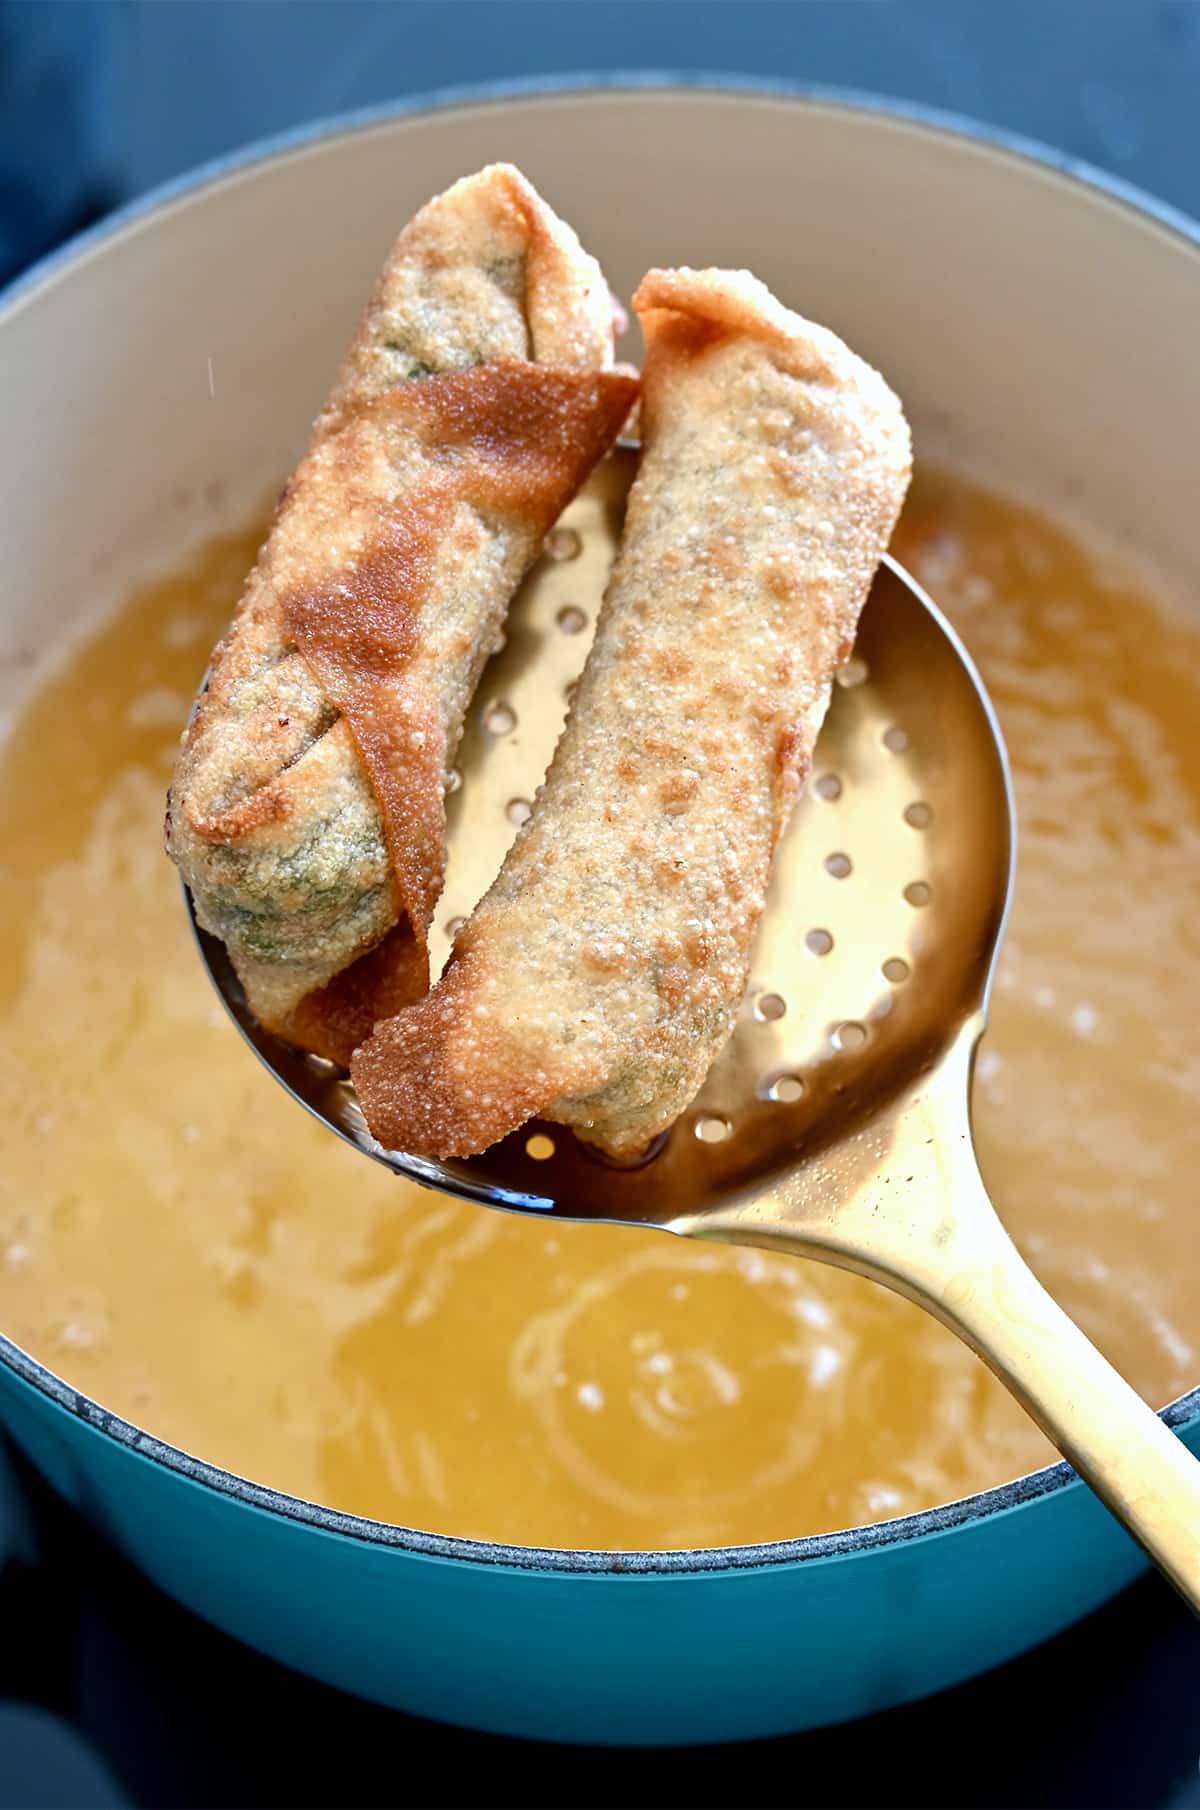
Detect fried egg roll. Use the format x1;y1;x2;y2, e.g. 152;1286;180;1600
352;267;911;1160
167;165;636;1061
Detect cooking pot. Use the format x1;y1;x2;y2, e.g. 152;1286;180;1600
1;81;1196;1744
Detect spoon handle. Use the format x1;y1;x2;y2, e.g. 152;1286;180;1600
687;1011;1200;1606
898;1170;1200;1611
695;1119;1200;1606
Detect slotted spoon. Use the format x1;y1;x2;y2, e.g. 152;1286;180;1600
190;447;1200;1604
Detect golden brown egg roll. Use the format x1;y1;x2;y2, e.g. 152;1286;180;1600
352;267;911;1159
167;164;637;1062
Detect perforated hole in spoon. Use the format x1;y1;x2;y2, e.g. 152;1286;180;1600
483;700;516;737
193;449;1014;1227
544;525;582;562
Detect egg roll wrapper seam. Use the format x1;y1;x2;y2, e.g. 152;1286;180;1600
281;365;639;968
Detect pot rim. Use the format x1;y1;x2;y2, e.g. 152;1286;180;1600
1;73;1197;1579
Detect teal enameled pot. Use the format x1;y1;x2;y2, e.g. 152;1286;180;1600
1;82;1197;1744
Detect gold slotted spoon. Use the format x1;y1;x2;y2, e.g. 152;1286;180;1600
191;447;1200;1604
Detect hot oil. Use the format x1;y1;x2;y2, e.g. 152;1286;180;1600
0;466;1197;1548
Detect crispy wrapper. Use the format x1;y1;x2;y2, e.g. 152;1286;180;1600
352;267;911;1159
167;164;636;1061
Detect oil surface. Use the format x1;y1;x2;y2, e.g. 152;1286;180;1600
0;466;1197;1549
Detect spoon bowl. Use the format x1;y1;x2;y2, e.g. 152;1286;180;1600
195;541;1009;1224
193;445;1012;1223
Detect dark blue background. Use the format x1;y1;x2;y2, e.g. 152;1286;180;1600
1;0;1199;283
1;3;1198;1804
